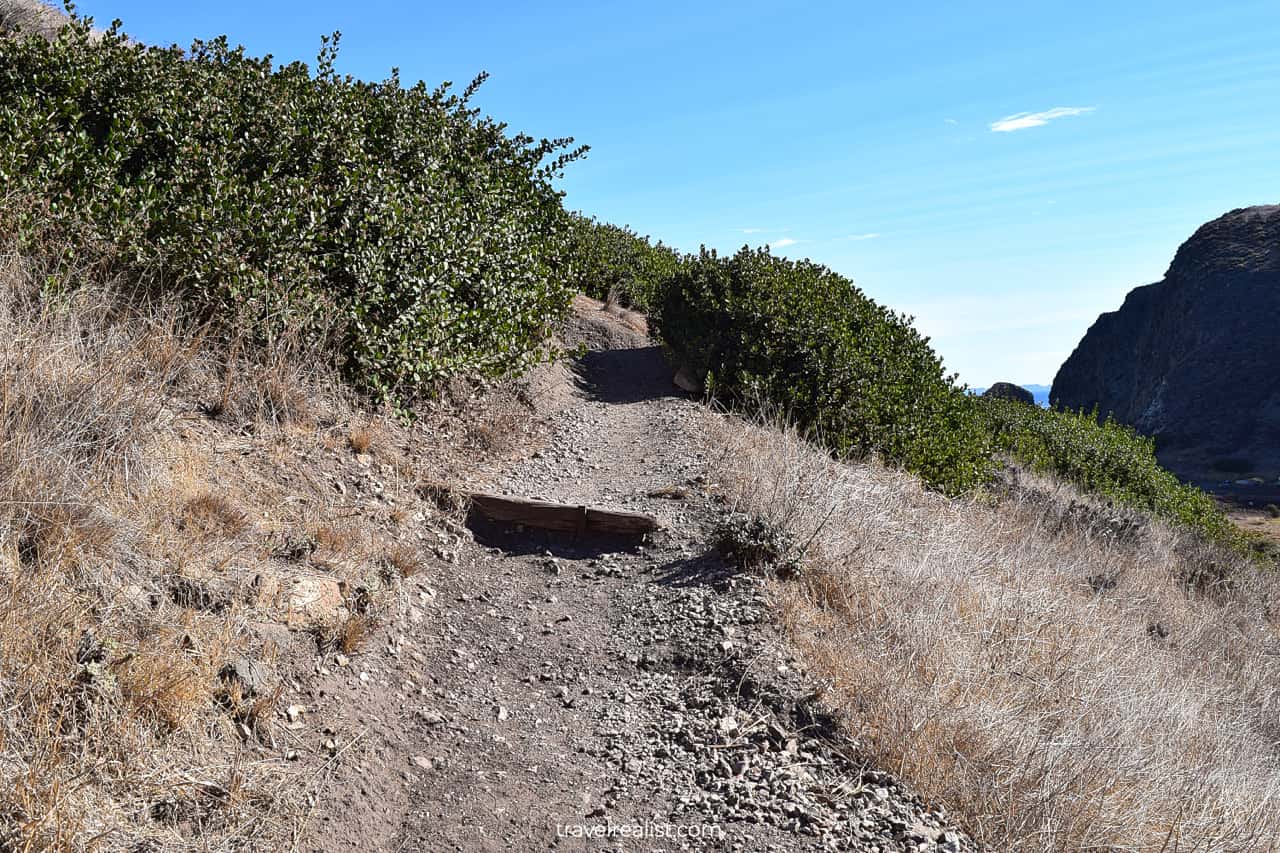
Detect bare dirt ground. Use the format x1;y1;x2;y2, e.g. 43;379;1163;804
1225;505;1280;545
292;299;970;852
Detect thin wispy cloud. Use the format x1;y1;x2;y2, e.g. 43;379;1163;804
770;237;799;248
845;232;880;241
741;227;767;234
944;118;958;126
990;106;1094;133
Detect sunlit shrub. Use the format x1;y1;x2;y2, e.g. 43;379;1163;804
654;246;994;494
0;17;584;406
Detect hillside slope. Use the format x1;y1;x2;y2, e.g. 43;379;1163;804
4;247;1278;851
303;298;971;851
301;297;1280;852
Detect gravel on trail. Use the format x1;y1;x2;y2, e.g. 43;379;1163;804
300;301;974;852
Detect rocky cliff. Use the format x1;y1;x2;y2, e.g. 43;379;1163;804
0;0;68;38
982;382;1036;405
1051;205;1280;480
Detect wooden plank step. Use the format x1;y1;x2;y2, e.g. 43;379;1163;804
467;493;658;536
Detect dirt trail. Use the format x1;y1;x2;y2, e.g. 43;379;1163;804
301;301;969;852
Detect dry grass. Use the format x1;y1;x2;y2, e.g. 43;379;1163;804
335;613;375;654
313;522;361;555
598;289;648;334
0;229;328;847
708;415;1280;852
0;199;549;848
647;484;690;500
198;329;337;427
181;492;249;538
348;424;377;454
383;543;424;579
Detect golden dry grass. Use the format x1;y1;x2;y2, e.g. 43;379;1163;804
383;543;424;579
335;613;376;654
346;415;391;457
181;493;250;538
0;200;560;848
0;224;385;848
708;415;1280;852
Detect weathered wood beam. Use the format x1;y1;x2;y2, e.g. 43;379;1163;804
468;493;658;536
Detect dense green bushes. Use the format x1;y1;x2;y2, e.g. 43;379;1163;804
0;17;583;405
654;247;995;494
621;240;1240;546
565;215;684;312
980;398;1242;544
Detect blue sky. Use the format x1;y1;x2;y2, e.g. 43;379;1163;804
77;0;1280;387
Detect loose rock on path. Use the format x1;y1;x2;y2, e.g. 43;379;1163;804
301;301;973;852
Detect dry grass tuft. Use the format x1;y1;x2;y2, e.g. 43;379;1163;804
181;492;249;537
383;543;424;578
348;421;380;454
313;522;361;555
335;613;375;654
598;288;648;333
602;286;622;313
465;397;525;454
417;480;466;514
197;328;339;428
709;414;1280;851
117;638;217;731
647;484;690;500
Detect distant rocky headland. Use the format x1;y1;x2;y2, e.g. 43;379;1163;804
981;382;1036;406
972;383;1050;406
1052;204;1280;486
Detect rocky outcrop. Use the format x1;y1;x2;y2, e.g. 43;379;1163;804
0;0;70;38
1052;205;1280;480
982;382;1035;406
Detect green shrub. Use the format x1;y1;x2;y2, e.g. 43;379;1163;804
715;513;801;579
647;245;1241;547
654;246;994;494
980;398;1242;546
0;17;585;406
564;215;684;312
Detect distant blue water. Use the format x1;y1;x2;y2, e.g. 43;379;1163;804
1022;384;1051;407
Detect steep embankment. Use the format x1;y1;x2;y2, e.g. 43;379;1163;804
1052;205;1280;482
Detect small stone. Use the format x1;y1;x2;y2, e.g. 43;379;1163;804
280;575;347;631
219;657;276;698
497;705;509;722
412;755;434;771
